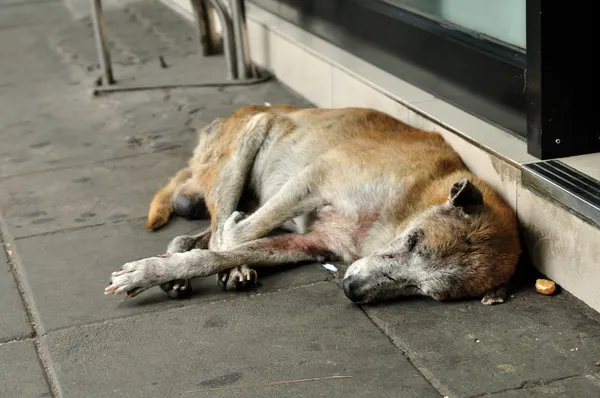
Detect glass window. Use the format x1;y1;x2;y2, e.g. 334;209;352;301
384;0;526;49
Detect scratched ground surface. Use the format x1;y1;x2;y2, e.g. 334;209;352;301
1;1;599;397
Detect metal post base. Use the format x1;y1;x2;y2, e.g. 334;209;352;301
90;0;115;85
92;71;272;96
89;0;265;94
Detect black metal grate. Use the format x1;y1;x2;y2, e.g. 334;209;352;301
522;160;600;228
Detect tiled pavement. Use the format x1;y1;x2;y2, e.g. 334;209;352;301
1;0;599;397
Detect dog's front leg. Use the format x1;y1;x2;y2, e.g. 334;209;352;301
106;253;192;298
158;228;212;298
106;233;335;299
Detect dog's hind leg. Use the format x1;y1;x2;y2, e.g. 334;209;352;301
170;111;275;291
167;227;212;254
107;233;336;298
210;113;274;291
207;112;273;248
220;164;327;249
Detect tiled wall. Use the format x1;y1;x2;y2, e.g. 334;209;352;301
518;187;600;311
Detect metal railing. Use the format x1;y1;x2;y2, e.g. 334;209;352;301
90;0;269;95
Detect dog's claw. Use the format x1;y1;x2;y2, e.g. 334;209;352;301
104;285;117;294
112;270;127;276
107;256;170;299
119;289;138;302
119;286;151;302
160;279;192;299
218;265;258;291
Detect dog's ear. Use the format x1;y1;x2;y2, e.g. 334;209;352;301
448;178;483;214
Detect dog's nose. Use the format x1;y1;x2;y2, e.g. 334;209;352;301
343;277;363;303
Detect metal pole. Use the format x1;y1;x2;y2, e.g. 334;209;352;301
190;0;223;56
230;0;256;79
90;0;115;85
190;0;211;56
206;0;237;80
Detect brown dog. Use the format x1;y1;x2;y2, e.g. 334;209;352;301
105;105;521;305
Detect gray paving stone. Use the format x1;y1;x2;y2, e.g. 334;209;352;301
53;0;197;69
0;1;66;29
0;79;79;126
0;26;68;86
105;9;186;64
127;0;198;55
42;282;438;397
364;289;600;397
491;373;600;397
0;147;191;237
0;89;199;178
62;0;135;20
221;81;314;109
0;101;144;178
102;53;240;87
107;89;197;136
0;248;32;341
0;341;50;397
0;1;72;86
13;218;333;332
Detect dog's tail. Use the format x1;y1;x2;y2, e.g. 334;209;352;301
145;167;192;230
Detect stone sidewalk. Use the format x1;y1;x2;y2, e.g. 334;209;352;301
0;1;599;397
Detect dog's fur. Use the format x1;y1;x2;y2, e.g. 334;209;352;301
106;105;521;305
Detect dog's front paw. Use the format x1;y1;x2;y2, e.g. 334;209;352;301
105;255;171;299
481;284;508;305
217;264;258;291
160;279;192;299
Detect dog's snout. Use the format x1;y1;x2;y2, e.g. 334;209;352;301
343;277;363;303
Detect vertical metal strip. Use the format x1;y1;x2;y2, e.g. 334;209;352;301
230;0;256;79
90;0;115;85
208;0;237;80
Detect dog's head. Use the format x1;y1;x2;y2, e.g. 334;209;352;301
342;178;521;304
